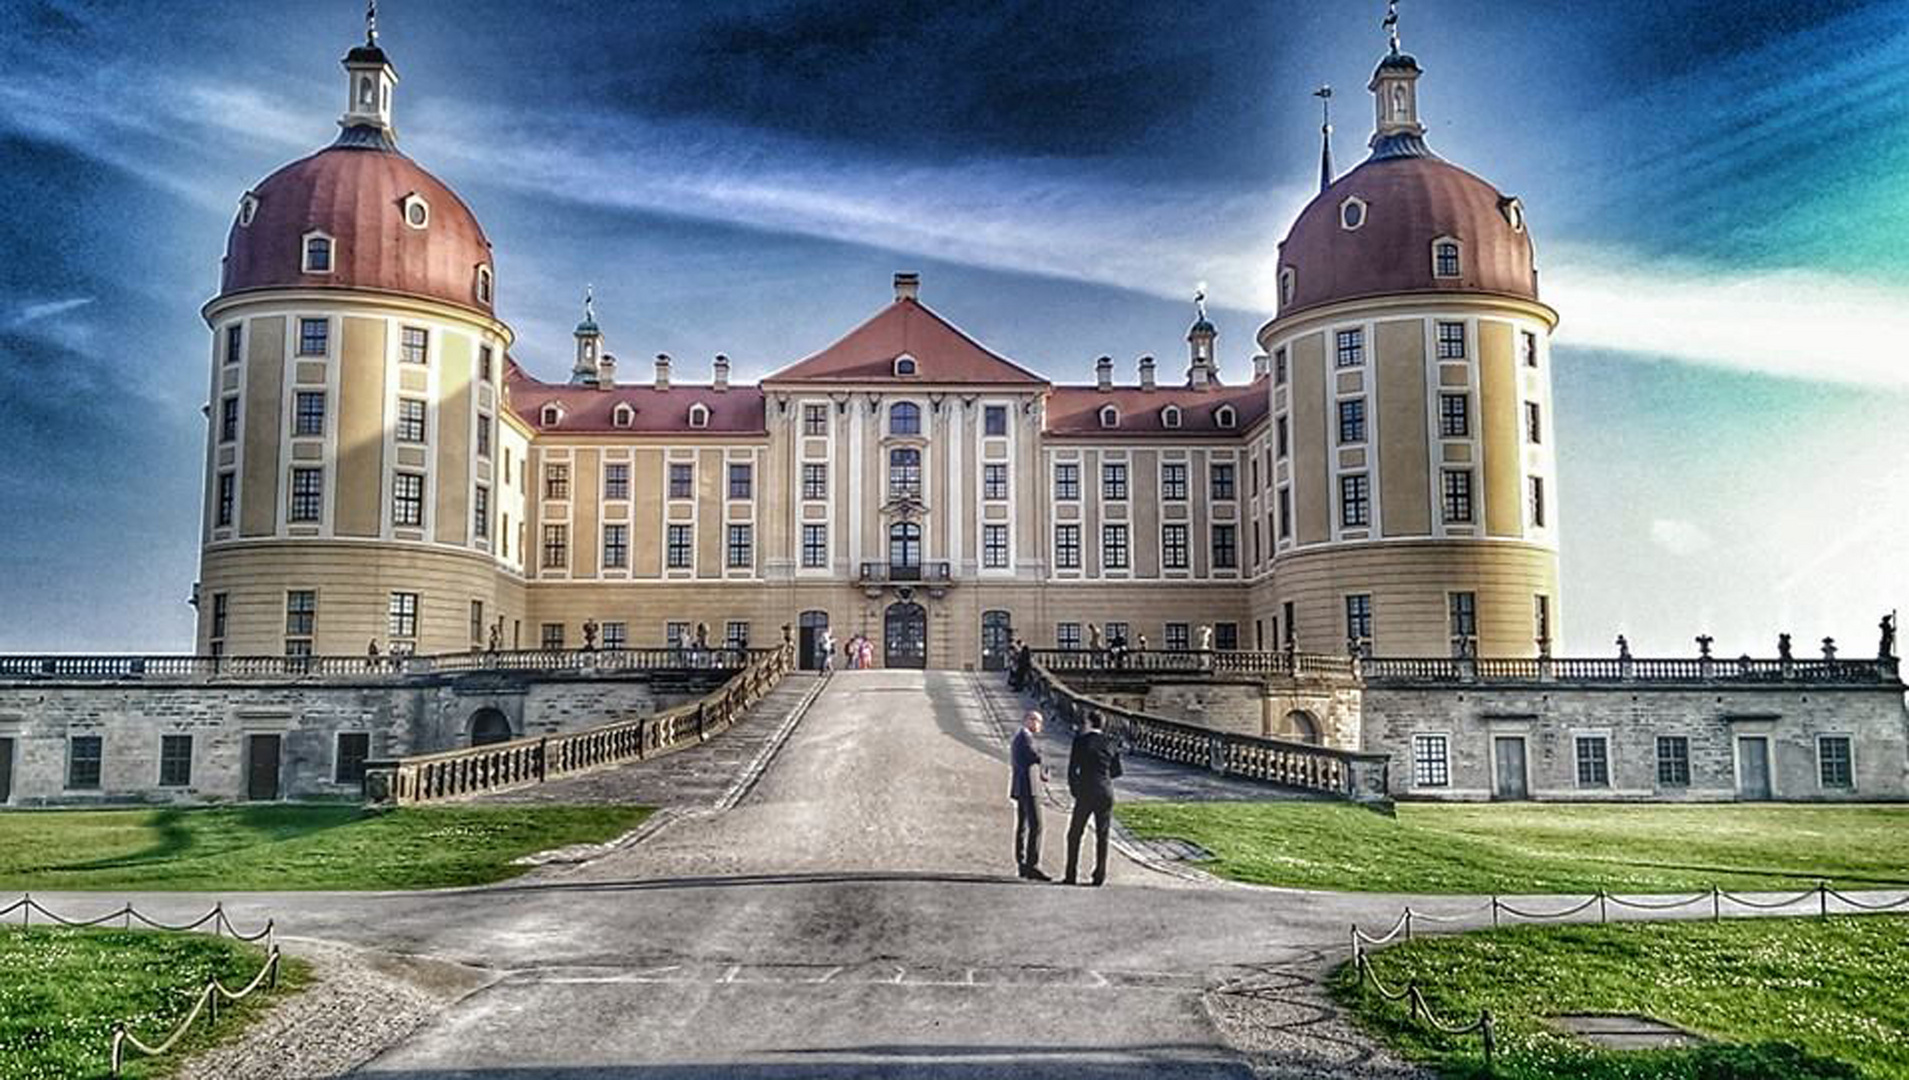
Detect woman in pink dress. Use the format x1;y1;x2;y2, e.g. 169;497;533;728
858;636;875;669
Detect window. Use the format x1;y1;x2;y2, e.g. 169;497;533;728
219;397;239;443
388;591;418;640
471;599;485;645
1102;524;1129;570
210;593;228;639
1335;328;1364;368
1280;268;1295;306
1054;463;1080;501
1162;405;1182;429
888;521;921;568
1215;405;1236;429
1104;622;1129;647
1412;735;1450;787
159;734;193;787
1054;524;1081;570
983;524;1009;568
1098;405;1119;429
1434;241;1461;278
803;403;828;435
1436;321;1466;360
298;317;329;357
542;524;567;569
1340;473;1370;527
1212;524;1238;569
1276;416;1289;458
1278;487;1292;539
1819;736;1853;788
728;463;753;500
335;733;370;785
1340;197;1366;230
1534;593;1551;645
225;323;243;365
541;623;565;649
1102;463;1127;501
1576;736;1611;787
726;622;751;649
604;462;629;501
392;472;423;527
984;405;1008;436
67;735;103;789
1657;736;1690;787
890;402;921;435
399;326;428;364
1346;594;1373;643
475;264;493;304
1522;330;1540;368
602;622;627;650
1057;623;1082;650
888;448;921;500
1439;393;1469;437
668;463;693;499
1525;401;1543;444
480;345;494;383
983;463;1007;500
603;524;628;569
1210;462;1235;501
295;392;326;436
1442;469;1474;523
1165;623;1189;651
688;403;710;429
667;524;693;569
1529;476;1546;527
1251;458;1261;498
1338;398;1367;444
402;194;430;228
893;355;918;377
541;404;563;427
303;234;332;273
1215;623;1239;651
666;622;691;647
1274;347;1288;386
1448;591;1477;644
727;524;753;569
1162;462;1187;501
801;463;827;500
802;524;828;568
1162;523;1189;570
476;415;491;458
217;472;235;527
473;485;489;539
397;398;426;443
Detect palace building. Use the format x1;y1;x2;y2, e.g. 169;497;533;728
195;18;1560;672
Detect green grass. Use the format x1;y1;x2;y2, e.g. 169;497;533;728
0;926;310;1080
0;804;653;891
1331;916;1909;1079
1116;802;1909;893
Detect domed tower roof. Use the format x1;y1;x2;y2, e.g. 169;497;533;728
215;16;496;318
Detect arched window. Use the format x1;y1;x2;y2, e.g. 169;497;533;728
302;232;332;274
612;403;634;428
888;447;921;500
890;401;921;436
1161;405;1182;429
688;403;710;429
237;194;258;228
358;76;375;108
1216;404;1237;429
1098;404;1119;429
893;354;918;377
888;521;921;570
1391;85;1407;119
1433;239;1461;278
475;265;493;304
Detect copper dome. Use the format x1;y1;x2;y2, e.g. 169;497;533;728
1276;155;1537;318
219;144;495;316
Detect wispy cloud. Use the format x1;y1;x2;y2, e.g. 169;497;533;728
6;296;95;328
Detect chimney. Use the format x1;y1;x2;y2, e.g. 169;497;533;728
597;353;617;390
893;272;920;302
1252;352;1270;379
1188;363;1210;391
713;353;730;392
1138;355;1156;391
1095;355;1114;393
653;353;671;391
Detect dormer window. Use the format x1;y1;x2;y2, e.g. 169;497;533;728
1215;404;1237;429
612;403;634;428
1280;267;1296;307
301;231;333;274
540;403;563;427
1098;404;1119;429
1161;405;1182;429
401;193;430;230
358;75;376;109
1339;196;1367;231
474;264;493;305
237;194;258;228
893;353;919;377
1501;197;1525;232
688;403;710;429
1433;238;1462;278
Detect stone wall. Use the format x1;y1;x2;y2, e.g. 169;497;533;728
1061;672;1363;749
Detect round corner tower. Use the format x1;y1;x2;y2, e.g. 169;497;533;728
195;21;527;657
1255;38;1560;658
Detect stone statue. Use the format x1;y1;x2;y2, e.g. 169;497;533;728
1778;633;1792;661
367;639;381;658
694;622;709;649
1822;636;1838;661
487;620;502;653
782;623;793;645
1198;624;1214;651
1615;634;1630;660
1695;634;1713;659
1880;613;1897;660
582;619;599;651
1537;635;1552;660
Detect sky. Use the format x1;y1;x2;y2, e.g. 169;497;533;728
0;0;1903;656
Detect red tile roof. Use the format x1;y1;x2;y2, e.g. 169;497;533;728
505;366;766;435
1045;376;1270;438
764;297;1047;385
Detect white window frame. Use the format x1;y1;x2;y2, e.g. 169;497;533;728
612;402;634;428
401;192;431;230
688;403;710;429
1161;405;1181;429
1431;235;1464;279
1574;733;1612;789
1215;404;1236;429
301;229;334;275
1339;195;1368;231
474;263;493;304
541;403;563;427
1098;404;1119;429
893;353;919;377
1411;734;1451;788
1815;734;1856;790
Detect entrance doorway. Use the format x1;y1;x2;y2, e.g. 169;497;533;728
1276;710;1321;745
798;610;830;671
885;602;927;668
245;735;281;801
1493;737;1529;800
1737;736;1772;800
470;708;513;746
0;738;12;803
981;611;1013;672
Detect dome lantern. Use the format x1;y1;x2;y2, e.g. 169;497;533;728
339;1;398;148
1368;0;1429;161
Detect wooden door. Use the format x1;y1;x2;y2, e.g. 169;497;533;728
1737;737;1772;800
1493;737;1528;800
981;611;1013;672
246;735;281;801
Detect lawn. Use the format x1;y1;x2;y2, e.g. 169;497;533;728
0;804;653;891
1116;802;1909;894
0;926;309;1080
1332;915;1909;1079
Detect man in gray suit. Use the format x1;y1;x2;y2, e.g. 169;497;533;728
1009;710;1051;881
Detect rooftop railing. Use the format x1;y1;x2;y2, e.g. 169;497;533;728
0;646;780;683
1018;649;1899;687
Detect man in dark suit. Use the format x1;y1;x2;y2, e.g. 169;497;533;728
1009;710;1051;881
1064;710;1123;886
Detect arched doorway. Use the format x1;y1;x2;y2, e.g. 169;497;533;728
798;610;830;671
981;610;1013;672
469;708;513;747
1276;709;1321;746
885;602;927;668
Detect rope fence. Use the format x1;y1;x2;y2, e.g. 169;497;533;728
1346;881;1909;1071
2;894;274;943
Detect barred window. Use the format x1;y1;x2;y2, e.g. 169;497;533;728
667;524;693;569
890;402;921;435
1412;735;1450;787
1338;398;1367;444
1164;623;1189;650
1054;463;1080;501
1055;524;1081;570
1162;523;1189;570
802;524;828;568
1211;524;1237;569
802;463;827;500
1530;476;1546;527
473;485;489;539
289;467;323;522
542;524;568;569
668;463;693;499
1057;623;1082;650
335;733;369;785
1819;736;1853;788
399;325;428;364
294;392;326;436
1161;462;1187;501
1346;594;1373;643
984;405;1008;436
397;398;426;443
219;397;239;443
983;524;1009;568
604;463;629;501
602;622;627;650
68;735;103;789
1448;591;1477;641
1436;321;1466;360
285;590;317;636
602;524;628;569
1210;462;1235;501
392;472;424;527
387;591;418;640
1442;469;1474;523
298;317;329;357
217;472;235;528
1340;472;1371;527
1101;524;1129;570
1439;393;1469;437
726;621;750;649
727;524;753;569
984;463;1008;500
888;448;921;500
1435;241;1461;278
803;403;828;435
1335;328;1364;367
545;464;570;500
225;323;243;365
1657;736;1690;787
1102;463;1128;501
1576;736;1610;787
159;734;193;787
1526;401;1543;444
728;463;753;500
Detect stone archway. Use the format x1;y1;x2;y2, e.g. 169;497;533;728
1277;709;1322;746
469;708;513;747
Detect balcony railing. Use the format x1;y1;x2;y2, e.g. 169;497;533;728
0;647;782;683
857;561;953;585
1027;648;1357;679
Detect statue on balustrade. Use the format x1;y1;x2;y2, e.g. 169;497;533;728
1778;633;1792;661
1880;613;1897;660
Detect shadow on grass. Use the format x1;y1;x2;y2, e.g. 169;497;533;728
38;805;368;874
1440;1042;1861;1080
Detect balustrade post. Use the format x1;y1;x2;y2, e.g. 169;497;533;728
1208;736;1226;774
537;737;549;783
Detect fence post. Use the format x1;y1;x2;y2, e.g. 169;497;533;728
1490;896;1499;929
1404;909;1414;942
1482;1010;1497;1072
1598;890;1608;925
1712;884;1721;922
21;893;28;929
537;736;549;783
1819;881;1829;921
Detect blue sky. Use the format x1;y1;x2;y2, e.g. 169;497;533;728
0;0;1902;655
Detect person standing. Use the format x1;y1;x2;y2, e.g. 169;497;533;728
1009;710;1051;881
1064;711;1123;886
819;628;836;672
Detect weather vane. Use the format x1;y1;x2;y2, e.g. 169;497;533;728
1313;85;1335;192
1384;0;1402;54
584;283;595;321
366;0;378;45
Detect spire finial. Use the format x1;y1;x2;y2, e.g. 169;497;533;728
366;0;378;45
1384;0;1401;56
584;283;595;323
1314;84;1335;192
